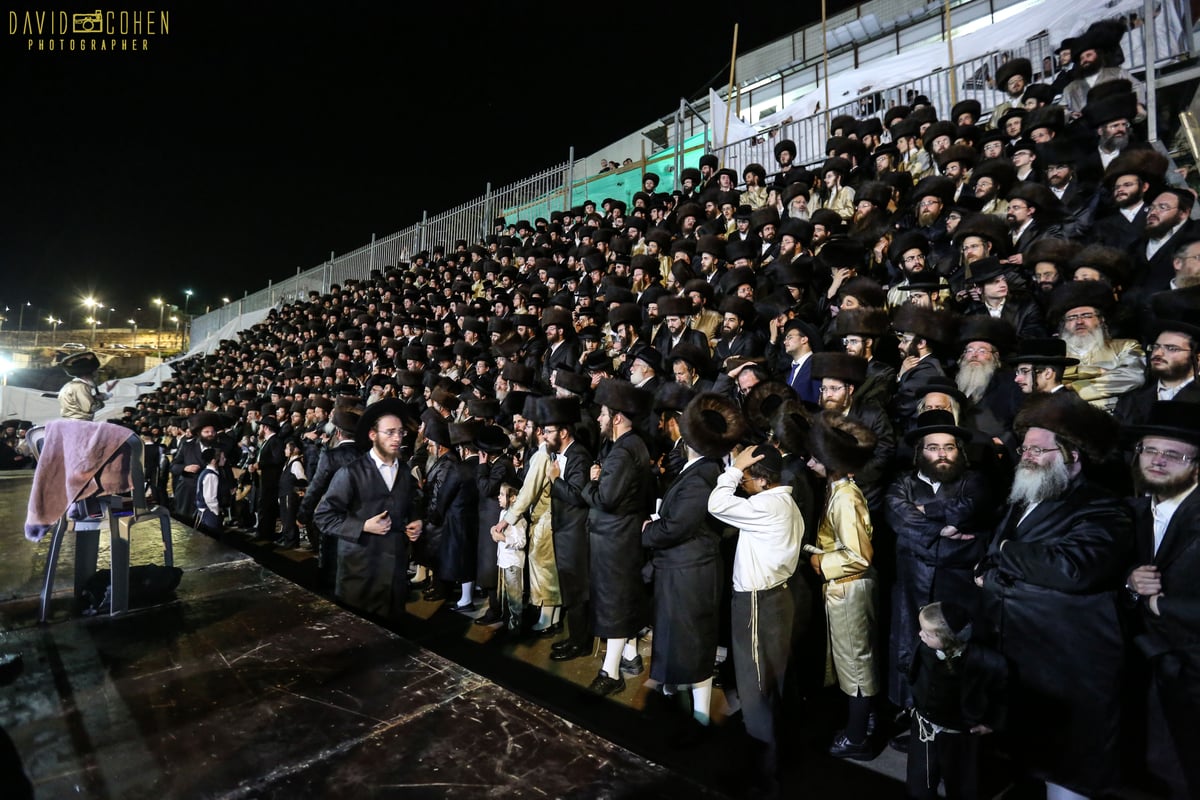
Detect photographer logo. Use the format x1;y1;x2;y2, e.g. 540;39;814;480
8;8;170;52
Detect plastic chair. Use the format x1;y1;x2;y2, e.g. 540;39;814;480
29;424;174;621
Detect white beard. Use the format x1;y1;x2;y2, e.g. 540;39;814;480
1008;457;1071;506
956;360;996;402
1063;328;1107;358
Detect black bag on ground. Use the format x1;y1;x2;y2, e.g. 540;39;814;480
79;564;184;615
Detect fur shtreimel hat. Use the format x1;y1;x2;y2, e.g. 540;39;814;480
809;410;876;474
810;352;868;385
891;304;958;345
744;381;795;436
1013;390;1119;461
680;392;746;459
594;378;653;419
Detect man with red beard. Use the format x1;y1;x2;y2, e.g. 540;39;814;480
1049;280;1146;412
1124;402;1200;800
975;391;1132;799
884;409;995;747
811;352;896;512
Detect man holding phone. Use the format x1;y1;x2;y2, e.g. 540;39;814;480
315;398;424;620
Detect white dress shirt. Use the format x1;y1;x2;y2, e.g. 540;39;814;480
708;466;804;591
370;448;398;491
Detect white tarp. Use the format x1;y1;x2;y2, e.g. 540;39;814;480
184;307;271;358
0;307;271;427
737;0;1157;133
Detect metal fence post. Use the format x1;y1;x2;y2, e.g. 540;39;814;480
566;147;575;209
484;182;493;238
676;99;685;191
1144;0;1159;143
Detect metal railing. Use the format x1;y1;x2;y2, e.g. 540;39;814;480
190;1;1195;347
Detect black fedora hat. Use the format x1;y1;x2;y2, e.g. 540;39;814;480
1005;338;1079;367
913;374;968;405
537;396;582;427
1124;400;1200;446
475;424;511;455
904;408;970;445
594;378;653;419
654;382;696;415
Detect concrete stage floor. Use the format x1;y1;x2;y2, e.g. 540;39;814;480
0;470;914;798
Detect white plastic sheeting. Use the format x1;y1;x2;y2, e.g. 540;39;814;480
712;0;1163;148
0;307;272;427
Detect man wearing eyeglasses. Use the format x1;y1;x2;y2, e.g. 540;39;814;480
1114;315;1200;426
975;391;1132;800
1136;189;1198;294
1124;401;1200;800
1048;280;1146;412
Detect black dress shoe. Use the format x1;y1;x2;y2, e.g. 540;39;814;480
452;599;475;613
888;731;911;754
550;642;589;661
531;621;563;637
274;536;299;548
474;608;503;626
423;585;446;602
619;653;644;676
550;639;573;653
587;669;625;696
828;731;874;760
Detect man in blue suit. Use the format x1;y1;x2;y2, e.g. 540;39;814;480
774;318;822;405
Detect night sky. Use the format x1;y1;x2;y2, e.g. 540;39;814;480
1;2;850;329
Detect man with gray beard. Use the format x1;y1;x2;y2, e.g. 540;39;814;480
954;317;1023;444
975;391;1132;799
1048;280;1145;412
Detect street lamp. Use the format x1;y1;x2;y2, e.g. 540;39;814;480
47;315;61;346
128;318;138;346
153;297;164;355
170;315;180;350
82;297;101;346
184;289;193;316
222;297;231;305
16;301;30;345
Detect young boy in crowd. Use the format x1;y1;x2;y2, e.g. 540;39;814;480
491;483;527;637
906;601;1008;800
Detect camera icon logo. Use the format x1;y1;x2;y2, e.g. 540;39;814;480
72;10;103;33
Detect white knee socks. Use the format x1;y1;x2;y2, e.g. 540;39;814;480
602;638;626;677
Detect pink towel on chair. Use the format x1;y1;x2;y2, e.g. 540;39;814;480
25;419;134;542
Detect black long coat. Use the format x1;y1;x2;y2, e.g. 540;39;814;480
551;439;593;607
581;430;651;639
476;454;516;590
425;451;478;584
313;454;423;619
978;476;1132;795
641;458;724;685
884;468;994;706
1129;488;1200;794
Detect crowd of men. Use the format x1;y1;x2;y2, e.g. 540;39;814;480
22;16;1200;800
